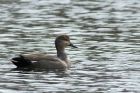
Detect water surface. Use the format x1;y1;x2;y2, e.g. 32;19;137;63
0;0;140;93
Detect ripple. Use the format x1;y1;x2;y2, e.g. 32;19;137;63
0;0;139;93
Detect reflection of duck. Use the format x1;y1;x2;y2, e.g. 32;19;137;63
11;35;77;70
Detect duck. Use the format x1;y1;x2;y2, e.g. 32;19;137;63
11;35;77;70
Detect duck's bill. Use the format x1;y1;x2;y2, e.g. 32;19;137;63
69;43;78;48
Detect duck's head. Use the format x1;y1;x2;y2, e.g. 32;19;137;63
55;35;77;50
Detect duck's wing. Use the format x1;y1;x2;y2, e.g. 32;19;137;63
22;52;48;61
32;56;67;69
11;52;47;67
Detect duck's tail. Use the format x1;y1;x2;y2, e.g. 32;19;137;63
11;55;32;67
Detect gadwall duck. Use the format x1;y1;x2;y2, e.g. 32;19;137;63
11;35;77;70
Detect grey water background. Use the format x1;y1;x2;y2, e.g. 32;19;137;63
0;0;140;93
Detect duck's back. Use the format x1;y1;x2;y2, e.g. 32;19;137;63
22;53;48;61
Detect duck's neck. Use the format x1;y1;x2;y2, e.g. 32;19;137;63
57;50;68;63
55;40;68;63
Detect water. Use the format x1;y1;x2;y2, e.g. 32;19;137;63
0;0;140;93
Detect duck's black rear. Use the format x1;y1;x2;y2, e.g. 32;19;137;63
11;55;32;68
